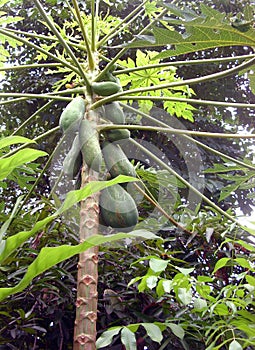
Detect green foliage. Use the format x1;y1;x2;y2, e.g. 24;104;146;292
128;3;255;58
204;161;255;201
0;0;255;348
118;49;196;119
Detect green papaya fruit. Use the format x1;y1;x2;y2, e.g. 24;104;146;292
79;119;102;171
63;135;82;178
102;141;136;178
100;184;138;228
59;96;86;133
103;102;125;124
91;81;121;96
105;128;130;142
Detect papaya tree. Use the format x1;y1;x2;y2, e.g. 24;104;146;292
0;1;255;349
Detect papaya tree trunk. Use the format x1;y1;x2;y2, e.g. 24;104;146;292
73;107;100;350
73;167;99;350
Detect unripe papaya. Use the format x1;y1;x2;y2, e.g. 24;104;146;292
102;141;136;178
105;128;130;142
92;81;121;96
100;184;138;228
103;102;125;124
63;135;82;178
59;96;86;133
79;119;102;171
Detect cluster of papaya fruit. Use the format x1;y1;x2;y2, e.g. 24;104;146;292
59;80;138;230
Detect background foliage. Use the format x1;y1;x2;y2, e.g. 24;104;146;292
0;0;255;349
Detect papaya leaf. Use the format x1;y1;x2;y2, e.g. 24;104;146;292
0;230;158;302
0;148;47;180
126;4;255;59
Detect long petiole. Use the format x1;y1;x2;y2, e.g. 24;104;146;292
96;7;169;81
98;124;255;139
71;0;95;71
121;103;255;171
97;1;147;48
114;54;255;75
0;28;79;75
11;101;54;136
34;0;89;85
130;138;238;224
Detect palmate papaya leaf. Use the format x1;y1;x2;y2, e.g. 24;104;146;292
125;3;255;59
118;50;195;118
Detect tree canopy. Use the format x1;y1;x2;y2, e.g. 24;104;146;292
0;0;255;349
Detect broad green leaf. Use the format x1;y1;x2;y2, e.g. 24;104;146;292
178;287;192;305
212;257;231;274
96;327;121;348
224;238;255;252
149;258;168;273
146;275;158;290
0;231;157;302
193;298;207;311
0;215;56;263
121;327;137;350
0;0;10;7
0;176;147;263
229;340;243;350
241;224;255;236
212;303;229;316
142;323;163;343
0;148;47;180
246;275;255;286
235;258;252;269
231;317;255;337
57;175;138;215
0;195;24;241
167;323;185;339
162;279;173;294
126;4;255;59
156;279;165;297
0;136;35;150
126;324;139;333
175;267;194;275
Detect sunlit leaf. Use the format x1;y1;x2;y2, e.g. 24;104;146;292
212;257;231;274
0;231;158;302
121;327;137;350
0;136;35;150
149;258;168;273
0;149;47;180
178;287;192;305
126;4;255;59
96;327;121;348
142;323;163;343
193;298;207;311
167;323;185;339
229;340;243;350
